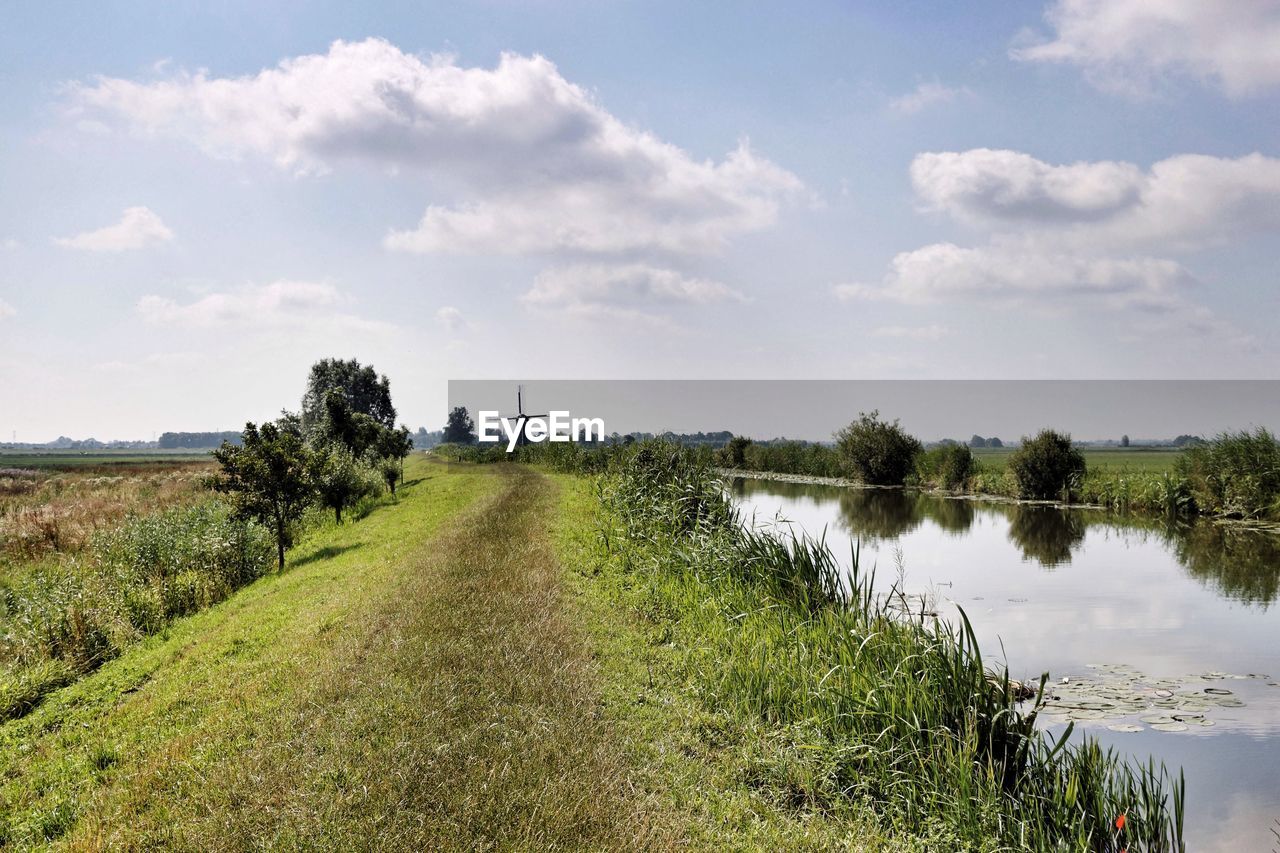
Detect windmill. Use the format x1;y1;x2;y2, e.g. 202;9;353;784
499;385;547;449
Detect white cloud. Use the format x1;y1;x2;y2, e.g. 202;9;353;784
54;206;173;252
889;81;972;115
523;263;745;319
70;38;802;256
1013;0;1280;97
911;149;1280;249
435;306;464;332
0;299;15;320
137;280;388;332
871;324;952;341
838;243;1195;306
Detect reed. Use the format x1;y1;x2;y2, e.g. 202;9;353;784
590;440;1184;849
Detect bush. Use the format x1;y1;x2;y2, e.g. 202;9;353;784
834;411;922;485
1178;428;1280;520
1007;430;1086;501
916;444;975;490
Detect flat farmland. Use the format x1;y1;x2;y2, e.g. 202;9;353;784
972;446;1184;472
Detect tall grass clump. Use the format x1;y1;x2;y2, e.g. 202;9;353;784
0;501;272;721
914;443;976;490
1178;428;1280;521
591;440;1184;850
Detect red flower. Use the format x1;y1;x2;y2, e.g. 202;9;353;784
1115;813;1127;831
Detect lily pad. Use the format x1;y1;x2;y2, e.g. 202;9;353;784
1150;722;1189;732
1204;687;1233;695
1107;723;1144;733
1140;715;1176;724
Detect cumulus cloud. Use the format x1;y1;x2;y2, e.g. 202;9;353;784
889;81;972;115
911;149;1280;249
137;280;388;332
54;206;173;252
435;305;464;332
1013;0;1280;97
0;299;15;320
522;264;745;319
837;243;1195;307
69;38;802;256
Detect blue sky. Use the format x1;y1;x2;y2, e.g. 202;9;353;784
2;1;1279;440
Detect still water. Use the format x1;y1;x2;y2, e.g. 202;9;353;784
730;477;1280;852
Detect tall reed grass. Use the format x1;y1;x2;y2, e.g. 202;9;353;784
590;441;1185;850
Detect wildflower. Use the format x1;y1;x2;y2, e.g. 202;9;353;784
1115;812;1127;831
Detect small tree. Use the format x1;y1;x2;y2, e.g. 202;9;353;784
1007;429;1086;501
835;411;923;486
213;420;315;571
443;406;477;445
717;435;753;468
1120;434;1130;448
374;425;414;494
310;446;374;524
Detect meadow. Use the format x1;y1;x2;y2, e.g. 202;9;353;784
972;446;1184;473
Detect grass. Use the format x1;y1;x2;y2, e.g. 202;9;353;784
0;457;668;849
0;451;214;470
550;442;1185;851
972;447;1184;473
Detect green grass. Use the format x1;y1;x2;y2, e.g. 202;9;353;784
0;451;213;470
972;446;1184;473
551;442;1185;851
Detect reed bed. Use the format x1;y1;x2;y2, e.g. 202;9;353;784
588;441;1184;851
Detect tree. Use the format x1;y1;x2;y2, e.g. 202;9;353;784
988;436;1004;448
717;435;753;468
1120;434;1130;448
316;390;383;457
300;358;396;438
443;406;477;445
212;419;315;571
969;435;986;448
374;424;414;493
834;411;923;486
1007;429;1086;501
309;445;376;524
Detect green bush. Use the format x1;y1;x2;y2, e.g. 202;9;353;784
1007;430;1086;500
834;411;922;485
915;444;975;490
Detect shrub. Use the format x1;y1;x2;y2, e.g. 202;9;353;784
916;444;975;490
1007;430;1086;501
715;435;753;468
834;411;922;485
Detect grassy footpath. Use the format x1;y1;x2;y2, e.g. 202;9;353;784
1;457;658;849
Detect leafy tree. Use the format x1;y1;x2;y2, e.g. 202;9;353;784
316;390;383;457
375;424;414;493
834;411;923;485
917;443;975;490
309;446;377;524
212;419;315;571
1120;434;1130;448
988;436;1004;448
443;406;477;445
300;358;396;438
969;435;986;448
1007;429;1086;501
717;435;753;468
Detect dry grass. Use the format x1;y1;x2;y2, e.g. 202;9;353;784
0;463;214;566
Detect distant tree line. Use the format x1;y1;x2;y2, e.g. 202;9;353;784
158;431;244;449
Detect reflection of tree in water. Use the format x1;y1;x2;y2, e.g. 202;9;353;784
730;477;836;507
836;489;922;540
1168;522;1280;607
1005;505;1087;567
923;496;975;535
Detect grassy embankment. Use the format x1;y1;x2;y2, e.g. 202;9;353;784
540;442;1186;851
1;457;665;848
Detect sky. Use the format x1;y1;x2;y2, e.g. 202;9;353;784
2;1;1279;441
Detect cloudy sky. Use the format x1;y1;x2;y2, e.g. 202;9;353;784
2;1;1279;440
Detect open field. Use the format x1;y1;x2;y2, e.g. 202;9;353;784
973;446;1185;473
0;450;214;470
